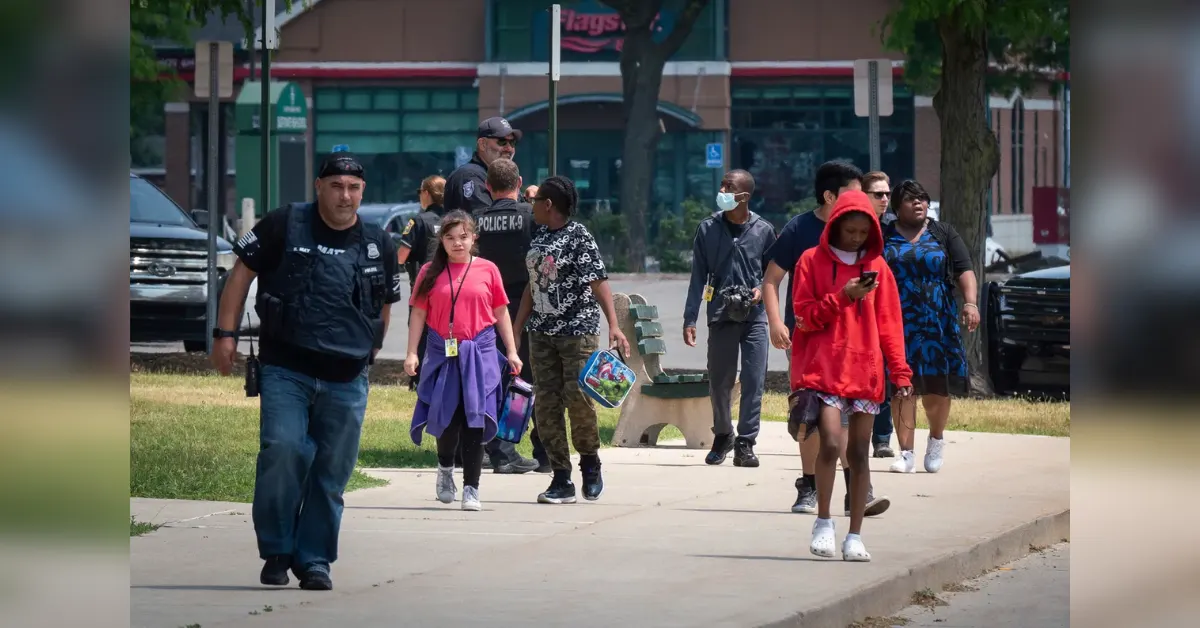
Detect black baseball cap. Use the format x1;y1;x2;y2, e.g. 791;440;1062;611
317;151;365;180
477;117;522;141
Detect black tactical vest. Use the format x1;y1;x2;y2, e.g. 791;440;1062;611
255;203;387;360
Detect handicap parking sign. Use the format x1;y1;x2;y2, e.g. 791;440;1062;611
705;143;723;168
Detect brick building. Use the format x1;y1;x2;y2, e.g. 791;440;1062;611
155;0;1068;236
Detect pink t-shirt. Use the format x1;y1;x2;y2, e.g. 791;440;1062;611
410;257;509;341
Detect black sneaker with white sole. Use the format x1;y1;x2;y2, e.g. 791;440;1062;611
538;471;577;504
579;454;603;501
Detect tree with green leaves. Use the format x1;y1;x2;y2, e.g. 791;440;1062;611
130;1;294;162
881;0;1069;395
598;0;712;272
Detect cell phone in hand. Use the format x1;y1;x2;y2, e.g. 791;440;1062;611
860;270;879;285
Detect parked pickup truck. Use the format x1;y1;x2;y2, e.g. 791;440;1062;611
985;263;1071;395
129;173;237;352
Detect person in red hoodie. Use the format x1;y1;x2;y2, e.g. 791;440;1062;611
789;190;913;562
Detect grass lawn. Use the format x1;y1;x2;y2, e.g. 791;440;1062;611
130;373;1068;503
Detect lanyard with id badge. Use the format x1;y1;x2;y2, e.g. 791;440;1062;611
444;257;474;357
703;220;740;303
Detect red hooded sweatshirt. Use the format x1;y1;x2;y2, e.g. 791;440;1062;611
789;191;912;402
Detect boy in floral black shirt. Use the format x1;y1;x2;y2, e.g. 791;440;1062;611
515;176;630;505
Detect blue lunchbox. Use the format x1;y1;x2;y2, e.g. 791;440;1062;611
578;348;637;409
495;375;535;444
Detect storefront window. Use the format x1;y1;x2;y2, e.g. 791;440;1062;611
492;0;721;62
313;87;477;203
731;84;915;222
512;129;720;218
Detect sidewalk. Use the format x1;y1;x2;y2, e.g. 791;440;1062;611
131;424;1069;628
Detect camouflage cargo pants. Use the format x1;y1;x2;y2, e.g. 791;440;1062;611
529;332;601;471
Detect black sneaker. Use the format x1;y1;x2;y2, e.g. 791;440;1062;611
579;454;603;501
844;488;892;517
534;458;552;474
732;437;760;468
873;440;895;458
538;471;577;504
705;433;735;465
296;563;333;591
494;455;540;474
260;555;291;586
791;477;817;513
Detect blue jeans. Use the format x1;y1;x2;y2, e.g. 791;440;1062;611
253;364;369;569
873;399;894;444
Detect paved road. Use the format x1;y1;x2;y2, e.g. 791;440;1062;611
893;543;1069;627
131;275;792;371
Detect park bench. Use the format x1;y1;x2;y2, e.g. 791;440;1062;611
610;293;738;449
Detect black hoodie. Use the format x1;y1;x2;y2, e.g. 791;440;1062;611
684;210;777;327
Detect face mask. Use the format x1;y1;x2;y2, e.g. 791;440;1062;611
716;192;740;211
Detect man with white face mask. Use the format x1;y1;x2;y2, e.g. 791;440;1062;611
683;169;777;467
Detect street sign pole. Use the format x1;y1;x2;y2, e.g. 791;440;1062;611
548;4;560;177
205;41;221;354
262;0;274;216
854;59;892;173
868;60;881;172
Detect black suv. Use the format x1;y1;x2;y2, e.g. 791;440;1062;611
129;173;236;352
985;264;1070;395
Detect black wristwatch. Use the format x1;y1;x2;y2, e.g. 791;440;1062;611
212;327;238;339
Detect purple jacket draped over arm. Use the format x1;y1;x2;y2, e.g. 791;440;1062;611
410;325;505;445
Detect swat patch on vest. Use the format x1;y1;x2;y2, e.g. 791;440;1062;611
367;242;380;259
463;180;475;198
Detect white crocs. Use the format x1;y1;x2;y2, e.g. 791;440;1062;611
810;519;837;558
842;536;871;562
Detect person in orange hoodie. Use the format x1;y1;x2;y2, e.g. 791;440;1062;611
789;190;913;562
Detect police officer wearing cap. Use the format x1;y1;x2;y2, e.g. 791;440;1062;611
212;151;402;591
475;157;551;473
443;116;522;214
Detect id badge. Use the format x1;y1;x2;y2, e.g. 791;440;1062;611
703;284;714;302
445;338;459;357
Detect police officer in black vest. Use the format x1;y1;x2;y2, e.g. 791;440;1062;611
476;158;550;473
397;175;446;390
443;116;521;214
212;152;401;591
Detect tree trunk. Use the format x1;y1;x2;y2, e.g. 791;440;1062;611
616;35;667;272
934;12;999;397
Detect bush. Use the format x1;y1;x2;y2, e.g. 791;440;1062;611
655;198;710;273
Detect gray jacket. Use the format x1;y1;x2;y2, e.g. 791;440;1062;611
683;211;777;327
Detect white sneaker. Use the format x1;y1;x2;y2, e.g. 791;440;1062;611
810;519;836;558
924;437;945;473
842;536;871;562
436;465;456;504
461;485;481;511
889;450;916;473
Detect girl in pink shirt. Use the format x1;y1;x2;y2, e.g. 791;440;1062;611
406;211;521;511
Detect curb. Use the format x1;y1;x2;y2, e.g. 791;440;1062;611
759;509;1071;628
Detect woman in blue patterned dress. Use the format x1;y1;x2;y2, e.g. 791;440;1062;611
881;180;979;474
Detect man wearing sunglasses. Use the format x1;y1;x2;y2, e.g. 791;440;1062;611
443;117;523;215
